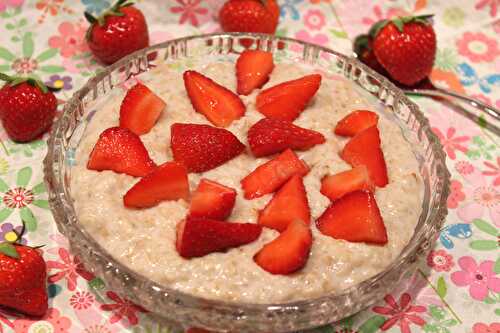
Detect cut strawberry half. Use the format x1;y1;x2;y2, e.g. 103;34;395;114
171;123;245;173
236;50;274;95
256;74;321;121
334;110;379;137
189;179;237;220
316;190;388;244
87;127;156;177
320;165;375;201
258;175;310;232
176;218;262;258
248;118;326;157
340;126;388;187
123;161;189;208
253;220;312;275
241;149;309;199
183;70;245;127
119;82;166;135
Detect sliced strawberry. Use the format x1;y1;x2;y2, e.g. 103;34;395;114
340;126;388;187
123;161;189;208
320;165;375;201
258;175;310;232
189;179;237;220
176;218;262;258
241;149;309;199
256;74;321;121
171;123;245;173
253;220;312;275
248;118;325;157
183;70;245;127
334;110;379;137
119;82;166;135
87;127;156;177
316;190;387;244
236;50;274;95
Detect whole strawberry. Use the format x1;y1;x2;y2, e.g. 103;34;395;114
0;225;48;317
85;0;149;65
370;15;436;86
219;0;280;34
0;74;57;142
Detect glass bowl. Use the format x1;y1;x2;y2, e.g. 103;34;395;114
43;33;450;333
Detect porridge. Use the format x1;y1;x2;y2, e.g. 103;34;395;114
71;55;422;304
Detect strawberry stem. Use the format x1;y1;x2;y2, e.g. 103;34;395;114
0;242;19;259
0;73;54;94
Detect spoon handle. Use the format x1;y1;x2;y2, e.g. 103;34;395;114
404;87;500;136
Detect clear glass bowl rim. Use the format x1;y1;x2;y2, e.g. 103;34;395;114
44;32;451;330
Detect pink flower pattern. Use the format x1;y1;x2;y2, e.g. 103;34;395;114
483;157;500;186
0;0;23;12
12;308;72;333
295;30;329;46
304;9;326;30
457;32;500;63
475;0;500;17
48;21;89;58
451;256;500;300
100;291;147;326
46;247;94;291
473;322;500;333
372;293;426;333
70;291;95;310
170;0;208;27
456;166;500;226
448;180;466;209
432;127;470;160
427;250;455;272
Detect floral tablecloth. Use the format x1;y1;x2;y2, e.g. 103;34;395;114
0;0;499;332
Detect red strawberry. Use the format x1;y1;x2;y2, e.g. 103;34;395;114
320;165;375;201
119;83;166;135
256;74;321;121
334;110;379;137
248;118;326;157
176;218;262;258
123;161;189;208
171;123;245;173
85;1;149;65
0;75;57;142
340;126;388;187
189;179;237;220
219;0;280;35
371;15;436;86
258;175;310;232
316;190;387;244
236;50;274;95
183;70;245;128
87;126;156;177
353;34;388;78
241;149;309;199
253;220;312;275
0;243;48;317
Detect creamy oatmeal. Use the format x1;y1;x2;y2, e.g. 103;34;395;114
71;60;422;303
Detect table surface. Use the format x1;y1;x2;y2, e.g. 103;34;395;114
0;1;499;332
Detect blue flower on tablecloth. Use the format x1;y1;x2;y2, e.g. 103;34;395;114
457;62;500;94
45;74;73;91
280;0;303;20
0;222;27;244
82;0;110;15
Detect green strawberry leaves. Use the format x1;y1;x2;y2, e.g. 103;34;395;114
0;242;19;259
85;0;134;26
0;72;60;94
369;14;434;37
